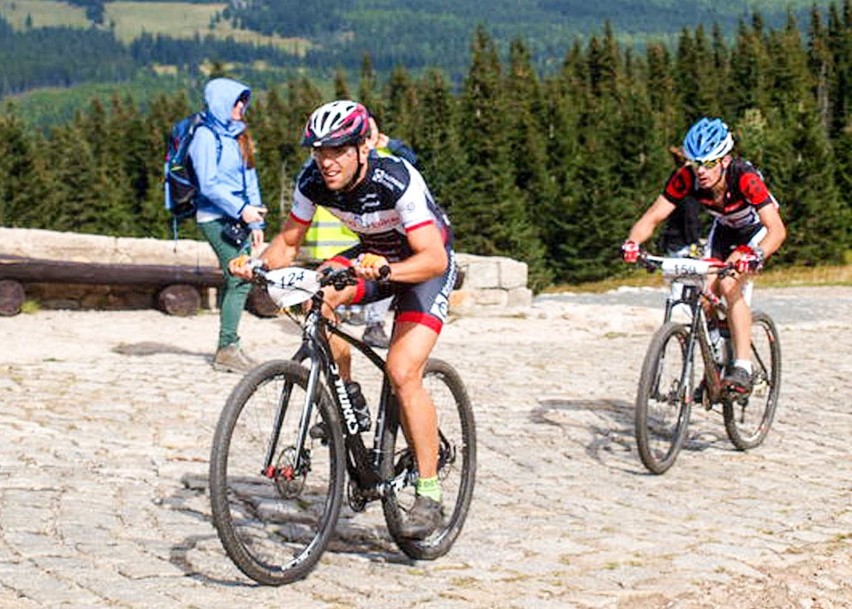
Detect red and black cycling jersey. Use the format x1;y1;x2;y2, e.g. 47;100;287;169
290;154;453;263
662;158;778;230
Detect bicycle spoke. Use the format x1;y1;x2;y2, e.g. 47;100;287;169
209;361;345;585
723;312;781;450
636;323;693;474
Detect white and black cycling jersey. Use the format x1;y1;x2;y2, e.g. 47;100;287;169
291;153;452;262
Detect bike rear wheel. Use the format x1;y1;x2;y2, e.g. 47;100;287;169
635;322;694;474
381;358;476;559
209;360;345;585
724;311;781;450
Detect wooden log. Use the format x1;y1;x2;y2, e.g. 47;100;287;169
0;279;25;316
157;284;201;317
0;254;222;287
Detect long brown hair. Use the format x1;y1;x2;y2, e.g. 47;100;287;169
238;129;256;169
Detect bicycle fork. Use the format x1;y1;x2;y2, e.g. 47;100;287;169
260;358;321;481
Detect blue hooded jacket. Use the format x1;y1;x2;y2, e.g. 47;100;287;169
189;78;264;228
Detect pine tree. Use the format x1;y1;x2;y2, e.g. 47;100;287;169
356;54;379;113
769;105;846;265
505;38;557;283
413;69;464;211
457;26;549;288
0;111;48;228
383;65;418;143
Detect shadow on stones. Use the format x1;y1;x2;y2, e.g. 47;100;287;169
112;341;208;360
531;398;730;474
165;472;414;587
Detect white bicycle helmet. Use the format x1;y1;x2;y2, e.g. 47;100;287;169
682;117;734;162
301;100;370;148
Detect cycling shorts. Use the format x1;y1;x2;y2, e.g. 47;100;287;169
707;221;767;261
329;244;457;334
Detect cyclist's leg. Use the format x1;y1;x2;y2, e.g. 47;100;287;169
386;254;453;481
386;321;440;478
718;273;752;362
719;225;766;364
316;253;362;380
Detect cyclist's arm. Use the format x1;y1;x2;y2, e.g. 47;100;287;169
260;214;310;270
755;203;786;259
385;223;447;283
627;195;676;246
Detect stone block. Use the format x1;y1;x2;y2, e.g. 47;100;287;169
498;257;528;289
506;287;533;308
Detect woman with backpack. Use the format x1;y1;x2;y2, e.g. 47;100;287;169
190;77;267;373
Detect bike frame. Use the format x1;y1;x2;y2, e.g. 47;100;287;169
647;255;733;406
262;286;411;499
672;284;727;404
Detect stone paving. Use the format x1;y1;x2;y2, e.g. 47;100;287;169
0;286;850;608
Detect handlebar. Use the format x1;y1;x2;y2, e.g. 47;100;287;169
253;262;390;291
637;251;733;279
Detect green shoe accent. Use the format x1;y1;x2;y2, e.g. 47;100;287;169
415;476;441;502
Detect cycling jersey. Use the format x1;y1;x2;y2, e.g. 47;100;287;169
662;158;780;259
662;158;777;230
290;154;455;332
291;155;452;260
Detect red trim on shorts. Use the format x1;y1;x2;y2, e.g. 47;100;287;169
396;311;442;334
404;220;434;233
289;211;312;226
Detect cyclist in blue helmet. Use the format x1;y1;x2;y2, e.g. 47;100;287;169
621;117;787;396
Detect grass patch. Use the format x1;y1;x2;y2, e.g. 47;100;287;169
0;1;310;54
0;0;89;29
20;300;40;314
106;1;224;42
105;2;310;52
544;264;852;294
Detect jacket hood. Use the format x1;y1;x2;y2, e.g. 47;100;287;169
203;77;251;135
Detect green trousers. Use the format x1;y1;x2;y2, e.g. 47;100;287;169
198;219;252;349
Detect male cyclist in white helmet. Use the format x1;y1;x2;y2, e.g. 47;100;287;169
621;117;787;395
230;100;456;539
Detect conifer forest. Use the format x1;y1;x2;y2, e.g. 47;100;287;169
1;3;850;289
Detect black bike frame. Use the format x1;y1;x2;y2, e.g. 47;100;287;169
669;283;727;404
268;295;403;494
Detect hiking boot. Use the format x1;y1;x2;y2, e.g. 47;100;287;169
398;495;444;540
212;344;257;374
724;365;753;397
362;323;390;349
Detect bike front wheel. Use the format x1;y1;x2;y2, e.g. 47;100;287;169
724;311;781;450
635;322;694;474
381;358;476;559
209;360;345;585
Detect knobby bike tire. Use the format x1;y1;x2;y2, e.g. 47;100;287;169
209;360;345;585
724;311;781;450
635;322;693;475
380;358;477;559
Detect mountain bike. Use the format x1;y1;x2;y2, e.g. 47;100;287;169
633;252;781;474
209;265;476;585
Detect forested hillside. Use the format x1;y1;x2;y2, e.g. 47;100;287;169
1;7;850;289
0;0;836;101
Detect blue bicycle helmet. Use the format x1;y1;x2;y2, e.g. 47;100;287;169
682;117;734;162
